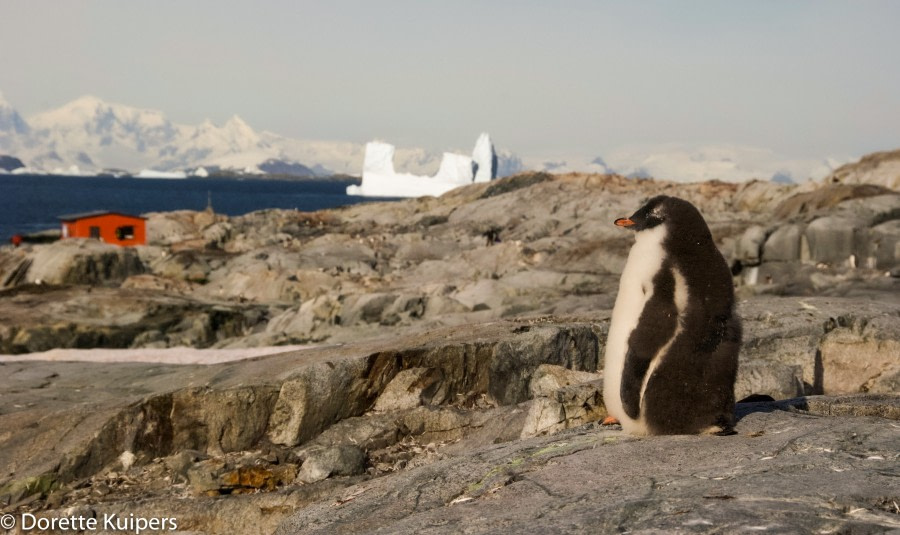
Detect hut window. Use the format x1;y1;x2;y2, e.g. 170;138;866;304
89;226;101;239
116;226;135;240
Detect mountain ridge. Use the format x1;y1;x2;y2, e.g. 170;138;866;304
0;92;891;185
0;93;523;179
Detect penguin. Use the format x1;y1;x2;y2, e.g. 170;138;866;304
603;195;741;435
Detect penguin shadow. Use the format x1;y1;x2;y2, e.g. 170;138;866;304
734;395;817;425
734;349;825;424
735;394;780;421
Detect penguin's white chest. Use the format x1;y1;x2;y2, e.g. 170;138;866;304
603;224;668;432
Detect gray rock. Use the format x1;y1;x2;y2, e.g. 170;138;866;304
831;193;900;226
145;210;221;246
818;315;900;395
3;171;895;356
373;367;447;412
735;360;806;400
870;219;900;269
294;412;402;453
149;250;211;282
263;322;599;448
0;239;145;287
740;393;900;420
521;379;605;438
296;445;366;484
399;406;475;443
805;215;868;265
276;395;900;535
162;449;208;480
1;170;899;534
823;148;900;190
265;294;342;341
339;293;400;326
196;247;308;303
1;296;898;534
528;364;603;398
735;225;769;266
187;460;224;494
762;223;805;262
170;386;280;456
266;359;373;447
0;285;267;354
737;297;900;399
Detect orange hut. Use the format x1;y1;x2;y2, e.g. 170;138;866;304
59;211;147;246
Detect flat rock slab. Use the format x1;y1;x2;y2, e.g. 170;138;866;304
0;319;599;489
277;396;900;534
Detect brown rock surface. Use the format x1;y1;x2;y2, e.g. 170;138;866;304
824;148;900;190
0;168;898;533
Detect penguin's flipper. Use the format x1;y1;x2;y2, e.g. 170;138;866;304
620;267;679;420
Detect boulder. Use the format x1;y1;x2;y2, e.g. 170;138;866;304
824;148;900;190
263;322;600;449
762;223;805;262
149;249;212;282
145;210;223;247
265;295;341;342
296;445;366;484
869;219;900;269
817;314;900;394
521;379;605;437
373;367;447;412
737;297;900;399
339;293;400;326
528;364;603;398
3;239;145;286
804;216;868;265
735;225;768;266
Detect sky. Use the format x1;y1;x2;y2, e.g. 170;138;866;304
1;1;899;177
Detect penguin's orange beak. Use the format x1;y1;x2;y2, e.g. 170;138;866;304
615;218;635;227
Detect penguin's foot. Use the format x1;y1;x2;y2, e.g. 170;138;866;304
601;416;620;426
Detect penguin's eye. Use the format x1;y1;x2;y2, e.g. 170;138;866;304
645;212;664;228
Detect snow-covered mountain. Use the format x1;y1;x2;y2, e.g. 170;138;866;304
25;95;181;172
522;145;843;184
0;91;846;183
0;93;524;178
0;93;30;136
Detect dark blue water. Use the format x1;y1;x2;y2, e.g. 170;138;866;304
0;174;388;241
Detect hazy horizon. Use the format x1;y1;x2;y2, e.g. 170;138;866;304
2;1;900;180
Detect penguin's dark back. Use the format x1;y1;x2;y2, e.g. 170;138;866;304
651;197;741;434
661;197;734;313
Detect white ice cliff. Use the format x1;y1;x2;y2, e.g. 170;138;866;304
347;133;497;198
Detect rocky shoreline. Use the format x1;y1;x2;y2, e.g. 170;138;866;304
1;167;898;533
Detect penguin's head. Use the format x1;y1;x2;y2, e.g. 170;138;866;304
614;195;670;231
615;195;709;234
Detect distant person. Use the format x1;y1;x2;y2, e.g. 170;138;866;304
11;234;22;247
483;228;501;246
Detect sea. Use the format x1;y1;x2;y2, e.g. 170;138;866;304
0;174;393;242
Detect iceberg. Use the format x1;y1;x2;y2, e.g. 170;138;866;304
472;132;497;183
136;169;188;179
347;133;497;198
